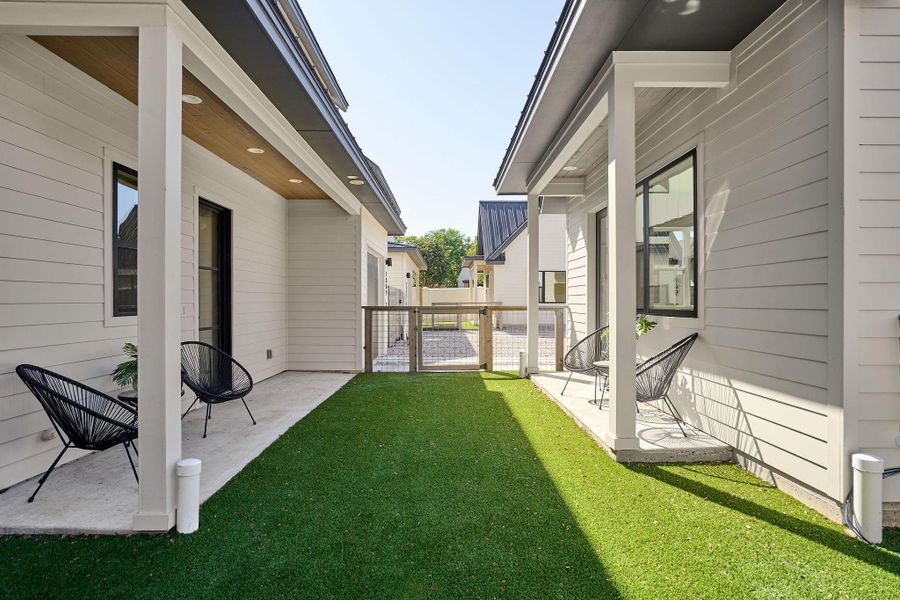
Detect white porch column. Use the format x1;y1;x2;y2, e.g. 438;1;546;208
133;21;183;531
605;71;639;450
526;193;540;373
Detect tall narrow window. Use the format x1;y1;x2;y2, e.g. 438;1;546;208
198;200;232;352
112;163;138;316
636;151;697;317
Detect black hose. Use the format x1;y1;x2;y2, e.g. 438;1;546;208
843;466;900;554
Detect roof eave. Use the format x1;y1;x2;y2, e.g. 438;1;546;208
493;0;581;193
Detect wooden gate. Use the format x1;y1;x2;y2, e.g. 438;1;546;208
363;305;566;373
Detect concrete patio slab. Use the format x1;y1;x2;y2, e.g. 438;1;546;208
532;371;733;463
0;372;352;535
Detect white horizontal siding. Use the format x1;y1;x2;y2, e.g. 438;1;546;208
848;0;900;501
287;201;361;371
0;35;290;490
565;0;838;497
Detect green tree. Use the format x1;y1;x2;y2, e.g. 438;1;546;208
399;229;472;287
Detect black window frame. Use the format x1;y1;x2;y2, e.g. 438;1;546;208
635;149;698;318
538;270;567;304
112;162;138;317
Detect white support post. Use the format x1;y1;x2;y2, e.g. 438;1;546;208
526;193;540;373
605;70;639;450
133;21;183;532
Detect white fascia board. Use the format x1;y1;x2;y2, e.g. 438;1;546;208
614;51;732;87
526;51;731;196
495;0;587;193
0;1;164;33
526;60;611;195
171;3;362;216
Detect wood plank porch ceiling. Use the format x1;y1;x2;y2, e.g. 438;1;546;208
32;36;328;200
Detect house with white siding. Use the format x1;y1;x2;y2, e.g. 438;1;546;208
386;240;426;306
497;0;900;523
0;0;403;531
463;200;567;307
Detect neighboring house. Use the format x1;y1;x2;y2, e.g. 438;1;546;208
463;200;567;307
495;0;900;522
386;240;427;306
457;267;470;288
0;0;403;530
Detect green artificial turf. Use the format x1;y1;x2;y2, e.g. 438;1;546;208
1;372;898;599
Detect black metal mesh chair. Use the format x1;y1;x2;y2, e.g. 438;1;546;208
180;341;255;438
15;364;138;503
635;332;699;435
561;326;609;403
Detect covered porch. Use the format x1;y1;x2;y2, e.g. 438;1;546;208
0;372;351;534
0;0;392;533
532;372;732;463
523;51;732;454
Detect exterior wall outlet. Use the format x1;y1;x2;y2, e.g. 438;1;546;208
266;349;273;359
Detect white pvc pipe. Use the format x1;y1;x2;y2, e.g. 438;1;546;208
851;453;883;544
519;351;527;378
176;458;202;534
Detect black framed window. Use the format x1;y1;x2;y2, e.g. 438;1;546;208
112;163;138;317
538;271;566;304
635;150;697;317
198;200;232;353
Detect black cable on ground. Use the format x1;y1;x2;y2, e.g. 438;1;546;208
842;466;900;555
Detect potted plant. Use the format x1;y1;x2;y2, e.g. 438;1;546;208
112;342;138;391
601;315;658;340
634;314;657;338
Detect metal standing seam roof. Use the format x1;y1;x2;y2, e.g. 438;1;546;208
475;201;528;262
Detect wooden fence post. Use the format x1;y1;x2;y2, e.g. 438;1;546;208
554;307;565;371
484;306;493;371
416;310;424;369
364;307;373;373
408;308;417;373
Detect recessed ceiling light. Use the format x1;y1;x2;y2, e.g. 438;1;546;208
349;179;365;186
247;147;265;154
181;94;203;104
347;175;359;180
288;178;303;183
562;165;577;171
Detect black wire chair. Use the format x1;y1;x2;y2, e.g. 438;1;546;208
15;364;138;503
561;326;609;404
635;332;699;436
180;341;255;438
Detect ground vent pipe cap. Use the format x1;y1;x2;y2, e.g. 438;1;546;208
851;453;884;474
176;458;202;477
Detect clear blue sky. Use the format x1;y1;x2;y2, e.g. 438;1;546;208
301;0;563;238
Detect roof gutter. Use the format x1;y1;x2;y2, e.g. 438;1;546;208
275;0;349;111
252;0;406;234
493;0;581;191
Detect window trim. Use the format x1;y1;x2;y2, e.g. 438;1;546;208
538;270;567;304
635;149;698;319
103;148;138;327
